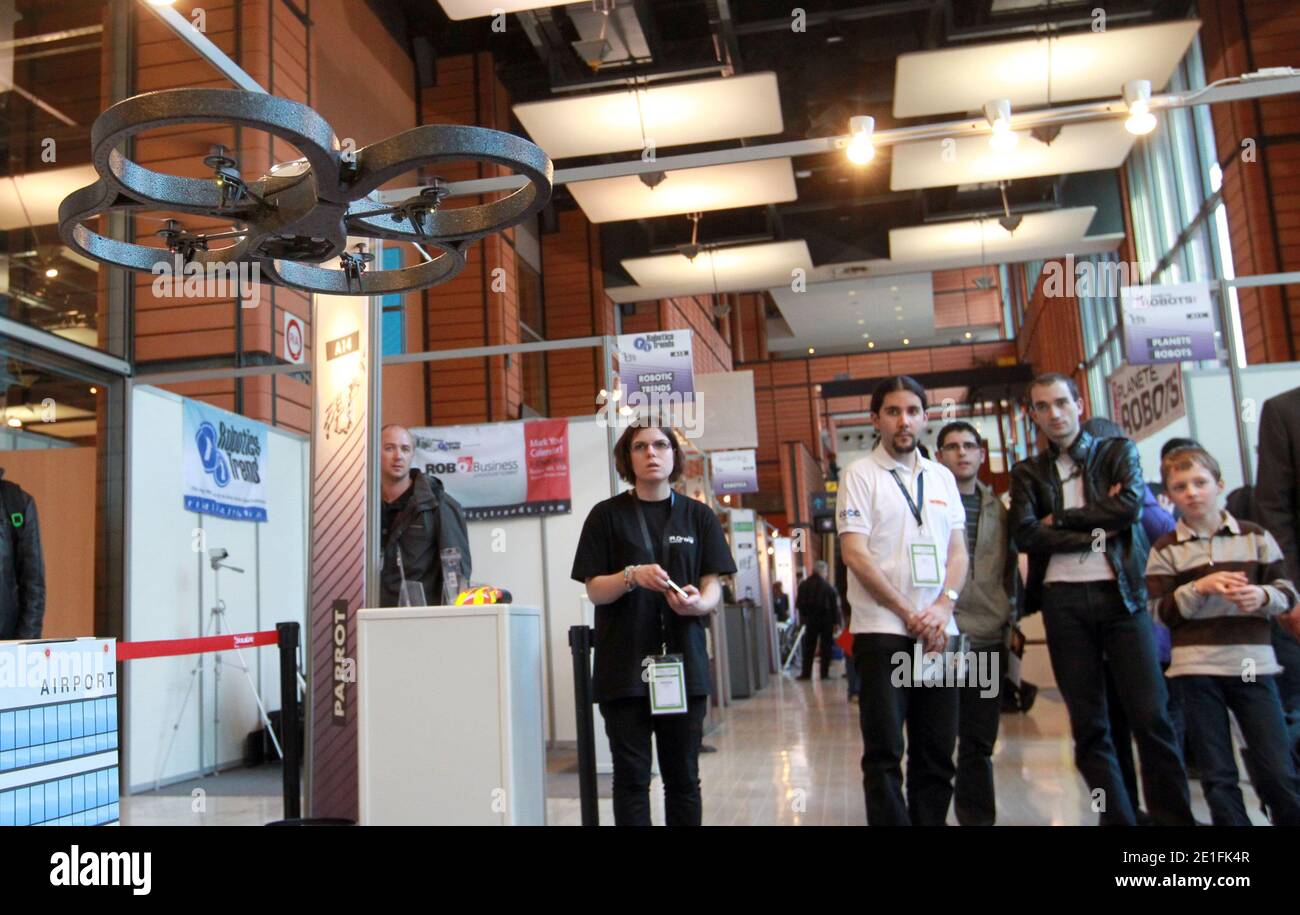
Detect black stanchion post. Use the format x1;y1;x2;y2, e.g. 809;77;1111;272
277;622;302;820
568;624;599;826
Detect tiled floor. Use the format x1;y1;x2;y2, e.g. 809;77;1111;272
120;646;1269;826
548;646;1269;826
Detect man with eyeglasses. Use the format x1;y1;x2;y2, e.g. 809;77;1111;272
1009;373;1193;825
935;421;1016;825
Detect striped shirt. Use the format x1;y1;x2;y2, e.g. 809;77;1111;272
1146;511;1298;677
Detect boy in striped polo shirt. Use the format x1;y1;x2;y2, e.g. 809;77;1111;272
1147;446;1300;826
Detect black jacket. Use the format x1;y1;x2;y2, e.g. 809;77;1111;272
380;470;472;607
1257;387;1300;584
0;471;45;639
795;573;840;629
1009;429;1150;615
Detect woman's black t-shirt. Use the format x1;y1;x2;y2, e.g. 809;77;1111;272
570;491;737;703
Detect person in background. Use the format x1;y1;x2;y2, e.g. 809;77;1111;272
837;375;969;825
935;421;1016;825
0;468;44;640
1156;437;1202;518
379;425;471;608
570;423;736;826
1081;418;1181;822
773;579;790;623
1148;446;1300;825
1009;373;1193;825
796;560;842;681
1255;386;1300;769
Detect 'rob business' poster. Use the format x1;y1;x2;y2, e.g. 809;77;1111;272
1120;282;1217;364
182;398;268;521
410;418;570;520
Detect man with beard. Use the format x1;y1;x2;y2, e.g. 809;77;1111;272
836;376;969;825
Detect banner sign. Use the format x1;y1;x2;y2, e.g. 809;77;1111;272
411;418;571;520
711;449;758;494
617;330;695;402
309;292;370;820
1107;362;1186;442
1120;282;1216;364
182;399;268;521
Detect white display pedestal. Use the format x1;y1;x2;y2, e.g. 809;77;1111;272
356;604;546;826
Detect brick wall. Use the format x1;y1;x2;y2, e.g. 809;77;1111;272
1199;0;1300;363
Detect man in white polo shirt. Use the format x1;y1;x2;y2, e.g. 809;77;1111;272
836;375;969;825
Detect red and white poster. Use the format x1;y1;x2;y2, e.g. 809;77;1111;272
410;418;571;520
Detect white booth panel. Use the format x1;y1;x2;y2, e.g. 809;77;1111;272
126;386;308;792
542;418;616;743
127;387;204;790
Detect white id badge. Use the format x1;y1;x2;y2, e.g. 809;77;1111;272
907;541;942;587
648;655;688;715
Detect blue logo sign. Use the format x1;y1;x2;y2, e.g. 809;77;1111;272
195;421;231;488
633;336;652;352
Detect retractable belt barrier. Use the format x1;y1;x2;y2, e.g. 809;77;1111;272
568;625;599;826
116;621;302;820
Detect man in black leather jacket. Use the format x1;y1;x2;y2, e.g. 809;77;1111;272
1009;373;1192;826
0;470;45;639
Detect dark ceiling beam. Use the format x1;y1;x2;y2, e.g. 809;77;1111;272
731;1;934;35
942;2;1157;42
704;0;741;75
820;364;1034;401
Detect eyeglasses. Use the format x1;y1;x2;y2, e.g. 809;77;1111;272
940;441;981;454
632;440;672;453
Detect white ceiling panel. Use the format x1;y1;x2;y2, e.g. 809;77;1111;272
568;158;797;223
513;73;784;159
890;207;1097;262
769;273;935;352
890;119;1136;190
0;164;98;231
616;240;813;300
436;0;572;21
893;20;1200;117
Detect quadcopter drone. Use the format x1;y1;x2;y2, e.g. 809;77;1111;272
58;89;554;295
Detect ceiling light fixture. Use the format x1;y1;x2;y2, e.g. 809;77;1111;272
638;170;667;190
845;116;876;166
677;212;703;261
984;99;1019;152
867;341;875;348
902;338;910;345
44;267;58;278
997;181;1023;234
1123;79;1157;135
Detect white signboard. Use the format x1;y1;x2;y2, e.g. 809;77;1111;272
1121;282;1217;364
711;449;758;494
0;638;120;825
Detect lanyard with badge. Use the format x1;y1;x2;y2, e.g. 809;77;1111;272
890;466;942;587
631;492;688;715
